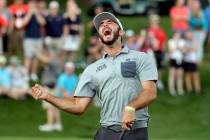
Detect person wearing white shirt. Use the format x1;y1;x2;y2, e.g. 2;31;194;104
183;30;201;95
168;32;185;96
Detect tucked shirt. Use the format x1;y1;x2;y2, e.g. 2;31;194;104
168;38;185;61
45;15;65;37
24;15;42;38
74;46;158;129
64;15;81;35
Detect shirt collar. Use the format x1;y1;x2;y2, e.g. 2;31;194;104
103;45;130;59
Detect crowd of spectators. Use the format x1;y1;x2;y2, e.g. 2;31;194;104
0;0;210;132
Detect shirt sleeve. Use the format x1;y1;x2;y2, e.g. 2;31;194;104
137;53;158;83
74;67;96;98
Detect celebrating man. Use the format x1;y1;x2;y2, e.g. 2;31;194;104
31;12;158;140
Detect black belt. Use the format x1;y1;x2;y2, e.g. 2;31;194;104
103;125;125;132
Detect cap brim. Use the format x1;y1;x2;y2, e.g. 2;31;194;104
93;12;123;31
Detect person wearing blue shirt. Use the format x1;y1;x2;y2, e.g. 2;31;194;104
39;61;78;132
56;62;78;97
204;0;210;59
22;0;46;81
0;56;10;96
45;1;65;55
189;0;208;62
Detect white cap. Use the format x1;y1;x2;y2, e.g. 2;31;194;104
125;29;134;37
149;14;160;21
93;12;123;31
0;55;6;64
49;1;59;9
65;62;74;68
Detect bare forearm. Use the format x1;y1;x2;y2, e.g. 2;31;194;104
22;13;33;26
35;14;46;26
45;94;83;115
128;90;157;110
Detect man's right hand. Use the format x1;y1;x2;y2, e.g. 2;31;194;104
31;84;48;100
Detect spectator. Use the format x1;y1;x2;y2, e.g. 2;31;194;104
149;14;167;90
7;56;30;100
0;14;8;54
45;1;65;55
38;0;48;17
84;36;103;64
189;0;208;63
22;0;46;81
125;29;139;50
183;30;201;95
204;0;210;59
39;62;78;132
137;28;158;57
0;0;13;55
38;0;48;46
170;0;189;38
8;0;28;55
0;55;10;96
88;4;104;37
63;0;83;61
168;32;185;96
35;47;63;132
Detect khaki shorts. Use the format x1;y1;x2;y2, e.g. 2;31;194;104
45;36;64;54
23;38;42;59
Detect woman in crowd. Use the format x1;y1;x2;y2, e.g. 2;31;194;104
189;0;208;63
183;30;201;95
63;0;83;61
168;32;185;96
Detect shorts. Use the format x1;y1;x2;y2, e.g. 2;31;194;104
63;35;80;51
44;36;64;54
154;51;164;69
169;59;183;68
23;38;42;59
183;62;197;72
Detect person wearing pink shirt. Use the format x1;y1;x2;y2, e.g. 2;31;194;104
170;0;189;38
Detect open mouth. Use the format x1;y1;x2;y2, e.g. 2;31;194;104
102;28;112;36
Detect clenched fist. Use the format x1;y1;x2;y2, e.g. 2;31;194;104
31;84;48;100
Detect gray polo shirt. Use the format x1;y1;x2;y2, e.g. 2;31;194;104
74;46;158;128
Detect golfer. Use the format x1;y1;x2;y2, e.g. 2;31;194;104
31;12;158;140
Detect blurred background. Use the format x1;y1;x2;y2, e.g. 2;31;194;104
0;0;210;140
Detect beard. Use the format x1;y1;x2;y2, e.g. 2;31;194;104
99;27;120;46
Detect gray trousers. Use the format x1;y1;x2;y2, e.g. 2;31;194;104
94;127;148;140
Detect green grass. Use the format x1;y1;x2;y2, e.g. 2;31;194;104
0;61;209;139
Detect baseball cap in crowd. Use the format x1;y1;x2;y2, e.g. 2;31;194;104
0;55;6;64
49;1;59;9
93;12;123;31
65;62;74;69
125;29;134;38
149;14;160;21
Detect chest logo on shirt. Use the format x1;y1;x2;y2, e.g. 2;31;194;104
96;64;107;72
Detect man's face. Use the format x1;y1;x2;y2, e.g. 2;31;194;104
65;67;74;75
176;0;185;6
98;19;120;46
